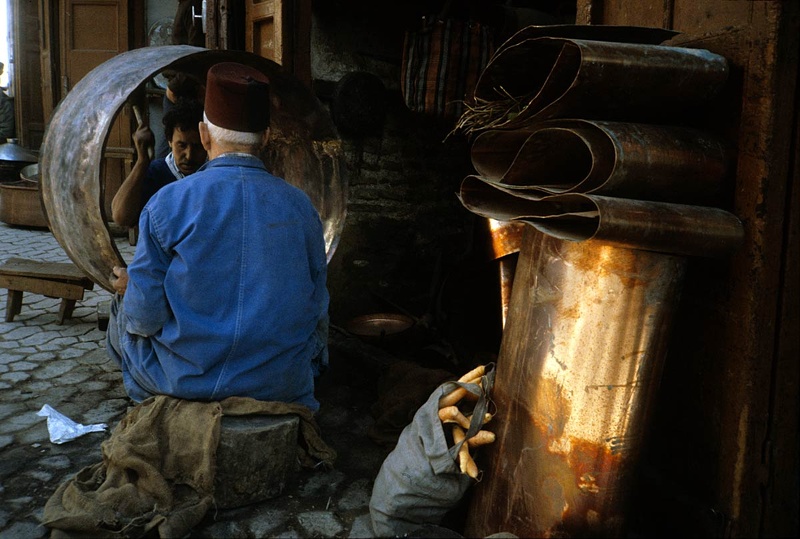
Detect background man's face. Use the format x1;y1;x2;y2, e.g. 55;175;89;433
169;127;207;175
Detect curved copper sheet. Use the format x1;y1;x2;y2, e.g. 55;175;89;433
465;227;688;537
475;25;679;97
471;120;731;204
40;46;347;292
458;35;728;134
459;177;744;258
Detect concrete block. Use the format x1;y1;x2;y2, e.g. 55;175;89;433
214;414;300;509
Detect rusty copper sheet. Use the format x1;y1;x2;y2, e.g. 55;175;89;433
487;218;525;260
470;120;732;204
459;177;744;258
486;219;525;328
457;36;728;134
464;227;688;538
39;46;347;292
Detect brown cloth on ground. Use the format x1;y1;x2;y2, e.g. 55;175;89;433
42;395;337;539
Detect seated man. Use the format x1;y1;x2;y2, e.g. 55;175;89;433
111;98;207;227
155;71;205;159
106;62;329;412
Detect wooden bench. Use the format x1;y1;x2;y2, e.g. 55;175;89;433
0;257;95;324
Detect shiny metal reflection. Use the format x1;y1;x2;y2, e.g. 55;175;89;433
465;227;688;537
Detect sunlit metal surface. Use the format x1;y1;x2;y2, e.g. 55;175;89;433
40;46;347;291
488;218;525;260
486;219;525;328
465;227;688;537
497;255;516;328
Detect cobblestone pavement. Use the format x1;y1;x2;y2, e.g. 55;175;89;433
0;222;392;538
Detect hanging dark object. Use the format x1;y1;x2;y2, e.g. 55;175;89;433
401;14;494;122
332;72;387;137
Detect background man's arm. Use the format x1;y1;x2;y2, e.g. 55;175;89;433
111;124;154;227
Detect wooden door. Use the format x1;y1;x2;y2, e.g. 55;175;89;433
244;0;311;87
12;0;45;150
59;0;132;217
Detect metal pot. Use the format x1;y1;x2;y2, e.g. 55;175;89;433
0;139;38;183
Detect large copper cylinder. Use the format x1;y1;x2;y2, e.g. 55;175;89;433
39;46;346;292
465;226;687;538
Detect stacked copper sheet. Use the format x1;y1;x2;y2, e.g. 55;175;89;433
457;26;744;539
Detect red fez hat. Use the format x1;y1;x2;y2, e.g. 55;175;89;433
204;62;270;132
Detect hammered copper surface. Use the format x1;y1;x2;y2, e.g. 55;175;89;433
39;46;347;291
465;227;687;537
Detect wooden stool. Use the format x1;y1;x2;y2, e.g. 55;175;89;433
0;257;95;324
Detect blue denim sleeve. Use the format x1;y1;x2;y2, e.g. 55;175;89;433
122;205;172;337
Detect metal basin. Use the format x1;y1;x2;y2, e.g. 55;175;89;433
40;46;347;292
345;313;416;344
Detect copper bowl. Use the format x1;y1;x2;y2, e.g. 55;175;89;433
345;313;416;344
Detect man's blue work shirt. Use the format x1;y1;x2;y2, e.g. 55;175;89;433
116;154;329;411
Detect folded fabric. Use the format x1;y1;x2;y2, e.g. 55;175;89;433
43;395;336;538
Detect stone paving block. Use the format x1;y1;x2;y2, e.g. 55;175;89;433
337;477;373;512
246;508;291;537
1;520;48;539
348;513;376;538
214;414;300;510
297;511;345;537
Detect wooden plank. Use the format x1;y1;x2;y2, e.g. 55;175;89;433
0;257;92;285
0;274;88;300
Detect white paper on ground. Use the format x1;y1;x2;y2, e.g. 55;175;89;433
36;404;107;444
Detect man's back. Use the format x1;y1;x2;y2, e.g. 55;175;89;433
119;154;329;410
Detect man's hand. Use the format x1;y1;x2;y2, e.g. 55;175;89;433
132;124;155;161
110;266;129;296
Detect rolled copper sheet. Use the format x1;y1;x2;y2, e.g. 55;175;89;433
477;25;678;82
459;177;743;258
39;46;347;291
470;120;731;204
464;227;688;538
457;35;728;134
